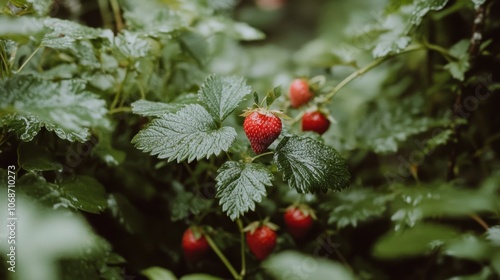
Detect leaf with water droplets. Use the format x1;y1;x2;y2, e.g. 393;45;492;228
274;135;350;193
132;104;237;162
0;75;108;142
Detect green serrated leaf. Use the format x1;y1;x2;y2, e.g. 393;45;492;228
198;75;252;122
410;0;450;26
131;100;182;117
42;18;112;50
373;223;459;259
18;141;63;171
216;161;272;220
0;75;108;142
322;188;389;228
266;86;282;107
443;234;491;260
132;104;236;163
274;136;350;193
59;176;108;214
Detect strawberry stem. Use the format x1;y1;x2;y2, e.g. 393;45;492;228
323;44;425;102
237;218;246;278
205;233;241;279
250;151;274;162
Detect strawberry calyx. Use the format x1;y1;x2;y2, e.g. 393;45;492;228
286;204;317;220
240;107;290;120
243;218;279;234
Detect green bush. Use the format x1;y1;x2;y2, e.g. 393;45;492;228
1;0;499;279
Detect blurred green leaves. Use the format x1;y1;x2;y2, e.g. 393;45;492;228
0;75;108;142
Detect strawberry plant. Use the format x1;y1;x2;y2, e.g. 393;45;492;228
1;0;500;280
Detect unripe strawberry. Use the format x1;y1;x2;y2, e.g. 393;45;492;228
289;79;313;108
246;225;277;261
243;111;282;154
301;111;330;135
182;228;210;262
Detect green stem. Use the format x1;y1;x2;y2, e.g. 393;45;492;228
97;0;113;30
109;0;124;32
110;68;130;110
237;218;246;278
422;41;456;62
205;234;241;280
108;107;132;114
14;45;42;74
323;45;425;102
250;151;274;162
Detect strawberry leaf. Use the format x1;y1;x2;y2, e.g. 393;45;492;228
132;104;236;163
0;75;108;142
131;100;182;117
274;135;350;193
198;75;252;122
216;161;273;220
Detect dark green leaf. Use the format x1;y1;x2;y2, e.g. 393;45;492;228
274;135;350;193
18;141;63;171
170;191;212;222
264;251;357;280
265;86;282;107
179;31;208;66
373;223;459;258
322;188;389;228
107;193;144;234
216;161;272;220
0;75;108;142
444;40;470;81
59;176;108;214
198;75;252;122
142;267;177;280
132;104;236;162
181;274;223;280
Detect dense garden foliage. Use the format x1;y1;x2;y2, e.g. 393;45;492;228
1;0;500;279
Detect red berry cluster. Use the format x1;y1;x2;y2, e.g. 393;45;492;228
288;78;331;135
182;205;316;262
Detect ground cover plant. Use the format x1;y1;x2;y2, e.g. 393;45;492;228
1;0;500;279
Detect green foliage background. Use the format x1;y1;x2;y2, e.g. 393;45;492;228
1;0;500;279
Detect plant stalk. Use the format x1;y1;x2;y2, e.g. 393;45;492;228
205;234;241;280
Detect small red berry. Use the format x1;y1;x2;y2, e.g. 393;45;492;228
284;207;314;240
182;228;210;262
246;225;277;261
301;111;330;135
243;111;282;154
289;79;313;108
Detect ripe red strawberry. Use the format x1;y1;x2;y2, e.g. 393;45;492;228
289;79;313;108
302;111;330;135
246;225;277;261
182;228;210;262
243;111;282;154
284;206;315;240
